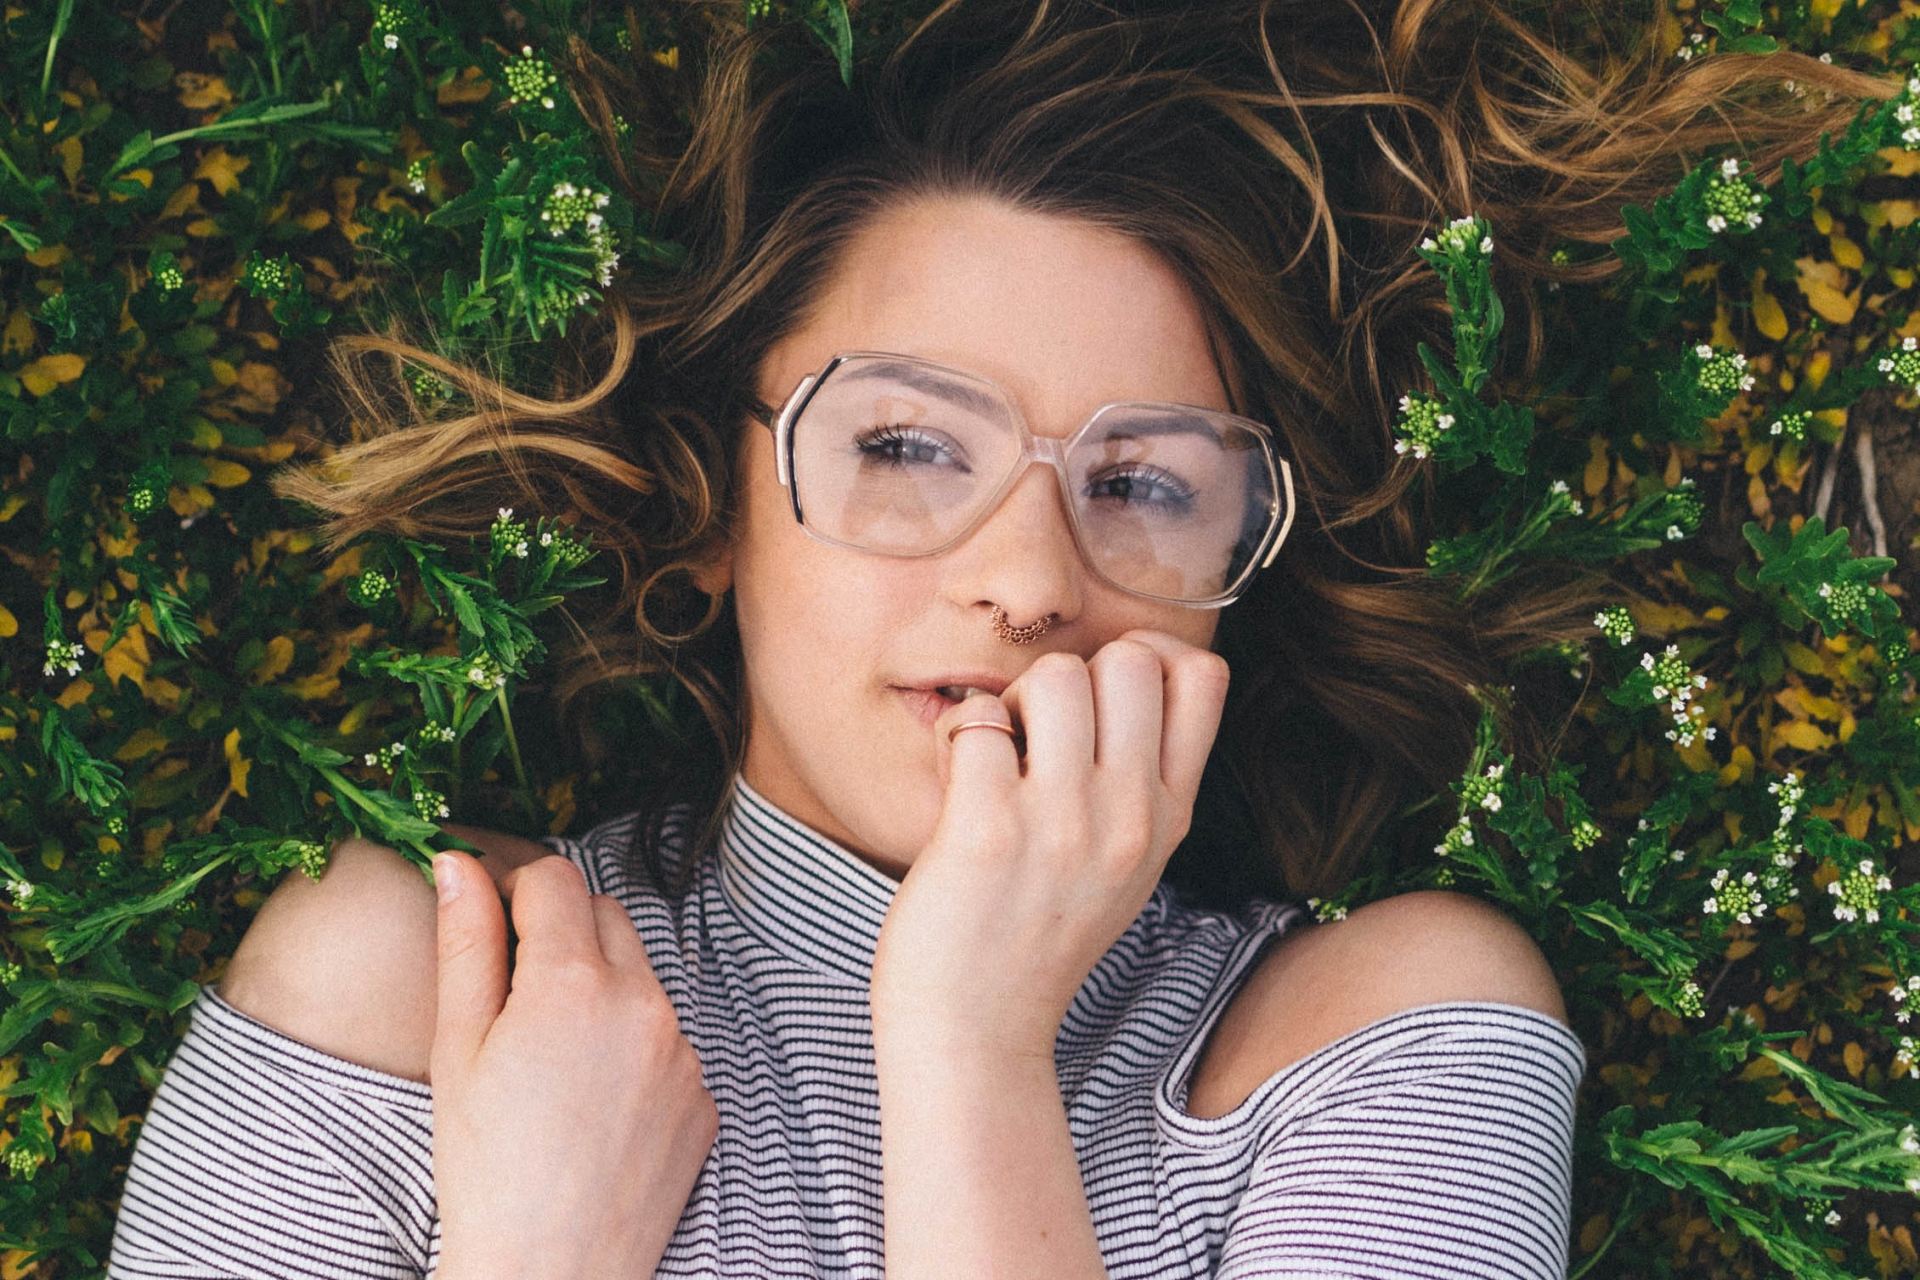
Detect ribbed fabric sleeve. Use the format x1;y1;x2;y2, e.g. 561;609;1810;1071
105;982;441;1279
105;775;1586;1278
1205;1003;1586;1280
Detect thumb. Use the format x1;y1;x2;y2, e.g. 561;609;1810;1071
429;851;507;1077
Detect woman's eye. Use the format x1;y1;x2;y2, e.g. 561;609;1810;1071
1088;467;1194;511
852;425;968;470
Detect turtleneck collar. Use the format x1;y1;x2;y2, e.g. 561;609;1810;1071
714;771;901;988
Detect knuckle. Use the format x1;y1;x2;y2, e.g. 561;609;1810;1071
1030;650;1087;681
1094;639;1160;676
1186;650;1231;689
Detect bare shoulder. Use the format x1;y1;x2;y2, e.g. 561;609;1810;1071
214;823;561;1085
1183;890;1571;1119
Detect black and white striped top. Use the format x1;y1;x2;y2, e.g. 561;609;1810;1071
109;770;1587;1279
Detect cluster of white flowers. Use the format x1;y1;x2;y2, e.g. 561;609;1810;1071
1594;604;1635;647
43;635;84;679
1888;972;1920;1026
1701;158;1765;234
363;740;407;770
1694;344;1756;399
1641;643;1715;747
1419;215;1492;258
1827;856;1894;925
6;879;34;907
1701;866;1767;925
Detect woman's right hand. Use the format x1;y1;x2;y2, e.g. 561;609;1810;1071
427;850;718;1280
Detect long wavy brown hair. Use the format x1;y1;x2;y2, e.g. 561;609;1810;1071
271;0;1895;907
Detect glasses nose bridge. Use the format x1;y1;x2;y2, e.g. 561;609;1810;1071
991;428;1078;527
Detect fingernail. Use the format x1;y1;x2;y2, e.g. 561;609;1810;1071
433;854;462;904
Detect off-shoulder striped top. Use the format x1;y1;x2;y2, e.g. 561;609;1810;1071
108;769;1588;1278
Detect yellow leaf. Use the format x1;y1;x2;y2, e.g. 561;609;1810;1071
184;217;221;238
652;45;679;70
25;243;68;267
1843;1041;1865;1079
1794;257;1859;325
1776;686;1843;722
160;183;199;220
1880;145;1920;177
1828;233;1864;270
174;72;232;111
285;672;340;701
208;358;237;386
252;634;295;684
1811;205;1834;234
295;208;330;231
435;66;492;106
1583;434;1609;498
1725;938;1759;960
0;605;13;638
0;494;24;522
192;147;251;198
1635;602;1699;633
1750;267;1788;341
188;416;222;449
167;483;214;516
202;458;251;488
92;624;151;693
1783;642;1826;676
1805;350;1831;389
1774;720;1834;752
2;307;33;355
19;351;85;396
233;361;289;412
113;727;169;762
224;727;251;799
56;135;81;186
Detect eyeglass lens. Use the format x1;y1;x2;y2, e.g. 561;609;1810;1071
787;356;1284;603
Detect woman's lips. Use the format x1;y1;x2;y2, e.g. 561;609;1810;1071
894;685;960;727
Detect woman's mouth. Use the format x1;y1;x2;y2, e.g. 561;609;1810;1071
892;684;975;727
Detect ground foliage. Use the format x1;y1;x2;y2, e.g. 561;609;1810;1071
2;0;1920;1276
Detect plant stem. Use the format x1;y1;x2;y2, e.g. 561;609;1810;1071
1566;1180;1643;1280
493;684;539;830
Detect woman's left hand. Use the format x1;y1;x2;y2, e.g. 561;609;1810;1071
868;628;1231;1059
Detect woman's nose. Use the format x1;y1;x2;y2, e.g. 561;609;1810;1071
952;456;1085;616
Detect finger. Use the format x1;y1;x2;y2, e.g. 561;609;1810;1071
1087;638;1163;782
933;690;1020;797
430;851;508;1073
1000;654;1093;784
589;893;661;988
497;856;604;970
1115;628;1230;799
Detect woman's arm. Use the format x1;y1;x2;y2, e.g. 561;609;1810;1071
873;1022;1109;1279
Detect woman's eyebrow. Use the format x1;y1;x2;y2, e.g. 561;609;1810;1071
836;360;1233;437
836;359;1006;418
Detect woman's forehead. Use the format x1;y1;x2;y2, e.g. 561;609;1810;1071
766;194;1234;432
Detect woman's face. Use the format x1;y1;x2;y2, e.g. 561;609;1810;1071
694;192;1235;881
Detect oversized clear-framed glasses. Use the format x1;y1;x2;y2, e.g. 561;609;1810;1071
744;351;1297;608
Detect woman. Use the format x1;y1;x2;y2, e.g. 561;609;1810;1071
106;1;1880;1276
